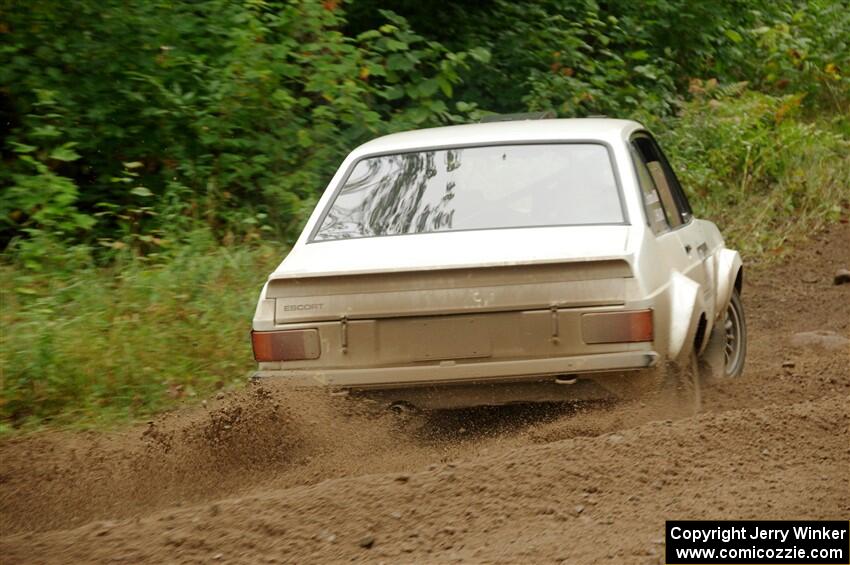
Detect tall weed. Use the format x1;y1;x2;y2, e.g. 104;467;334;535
1;233;282;429
650;85;849;257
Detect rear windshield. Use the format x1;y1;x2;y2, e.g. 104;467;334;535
312;143;624;241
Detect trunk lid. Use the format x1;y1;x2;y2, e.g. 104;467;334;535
277;225;630;278
268;226;633;323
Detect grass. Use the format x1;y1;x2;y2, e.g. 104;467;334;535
2;89;848;432
0;234;285;431
654;87;850;258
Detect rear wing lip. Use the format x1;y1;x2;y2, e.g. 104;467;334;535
267;254;634;284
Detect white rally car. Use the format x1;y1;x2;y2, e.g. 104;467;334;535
251;118;746;409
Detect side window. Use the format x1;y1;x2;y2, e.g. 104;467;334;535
632;134;691;228
629;146;670;235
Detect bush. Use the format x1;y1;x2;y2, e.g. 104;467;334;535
1;1;489;251
651;83;850;256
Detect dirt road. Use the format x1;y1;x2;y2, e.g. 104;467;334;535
2;223;848;564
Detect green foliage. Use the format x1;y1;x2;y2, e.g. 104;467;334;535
0;232;280;427
1;0;488;252
345;0;790;117
741;0;850;116
652;83;850;255
2;0;848;257
2;152;94;266
0;87;94;266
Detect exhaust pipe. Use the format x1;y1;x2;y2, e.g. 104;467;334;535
554;375;578;385
388;401;419;415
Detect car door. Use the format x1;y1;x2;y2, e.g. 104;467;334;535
630;133;711;294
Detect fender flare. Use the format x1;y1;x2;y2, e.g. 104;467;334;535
714;248;743;318
667;270;706;362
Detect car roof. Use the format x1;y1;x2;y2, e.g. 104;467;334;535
351;118;644;157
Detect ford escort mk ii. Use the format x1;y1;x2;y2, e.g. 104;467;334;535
251;118;746;409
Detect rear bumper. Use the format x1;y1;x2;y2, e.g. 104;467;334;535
252;350;659;389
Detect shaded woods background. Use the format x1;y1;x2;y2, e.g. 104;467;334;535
1;0;848;428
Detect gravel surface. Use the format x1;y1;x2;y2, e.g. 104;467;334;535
2;222;848;564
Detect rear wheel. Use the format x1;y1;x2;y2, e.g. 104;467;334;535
700;289;747;381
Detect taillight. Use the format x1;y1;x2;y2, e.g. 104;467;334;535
581;309;653;344
251;329;321;362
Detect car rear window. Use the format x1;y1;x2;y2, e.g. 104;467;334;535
312;143;624;241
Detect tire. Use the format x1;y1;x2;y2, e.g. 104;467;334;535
699;288;747;382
